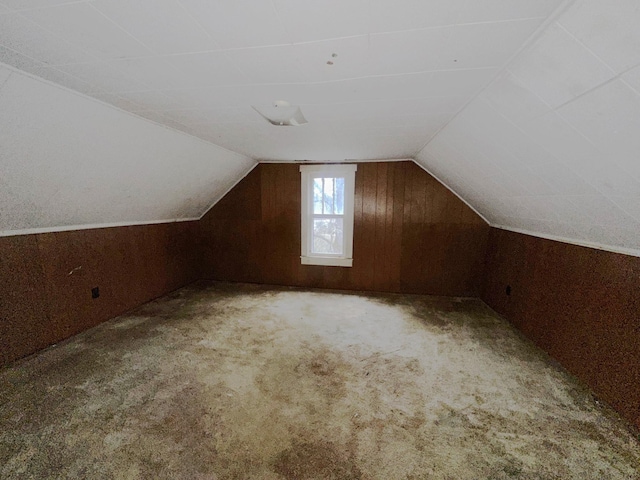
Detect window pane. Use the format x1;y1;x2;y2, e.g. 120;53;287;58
323;177;334;214
312;218;344;255
313;178;323;214
335;177;344;214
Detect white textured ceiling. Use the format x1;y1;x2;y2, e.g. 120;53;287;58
416;0;640;254
0;0;563;161
0;63;254;235
1;0;639;255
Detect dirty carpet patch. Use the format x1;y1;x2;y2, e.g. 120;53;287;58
1;281;639;479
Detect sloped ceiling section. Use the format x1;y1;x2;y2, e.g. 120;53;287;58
0;64;255;236
417;0;640;255
0;0;563;161
2;0;638;255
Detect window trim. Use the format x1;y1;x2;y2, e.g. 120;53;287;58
300;164;357;267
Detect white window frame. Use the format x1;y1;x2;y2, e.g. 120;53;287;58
300;164;357;267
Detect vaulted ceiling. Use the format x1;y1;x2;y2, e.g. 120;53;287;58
0;0;564;160
0;0;639;255
416;0;640;254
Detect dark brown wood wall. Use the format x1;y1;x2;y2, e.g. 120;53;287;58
482;228;640;430
1;221;200;366
200;161;490;296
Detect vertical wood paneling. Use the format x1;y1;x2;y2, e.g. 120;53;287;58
373;163;388;291
260;165;276;284
430;178;447;224
401;164;428;293
351;163;365;289
383;164;396;291
411;168;427;225
201;161;490;296
423;175;435;225
37;230;94;339
2;160;489;366
402;161;413;226
1;221;201;366
483;228;640;430
0;235;50;365
389;163;406;291
360;163;378;291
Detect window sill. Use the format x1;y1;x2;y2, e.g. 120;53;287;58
301;256;353;267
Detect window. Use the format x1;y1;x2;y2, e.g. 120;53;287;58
300;164;357;267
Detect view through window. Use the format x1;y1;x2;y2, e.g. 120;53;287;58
312;176;345;255
300;164;357;267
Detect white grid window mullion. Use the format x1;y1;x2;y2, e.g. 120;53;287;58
301;164;357;267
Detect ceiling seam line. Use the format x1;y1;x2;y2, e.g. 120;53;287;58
12;9;103;64
173;0;221;49
412;0;581;158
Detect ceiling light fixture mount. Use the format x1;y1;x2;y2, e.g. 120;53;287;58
252;100;308;127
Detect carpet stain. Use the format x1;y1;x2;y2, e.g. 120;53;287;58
1;281;639;479
273;440;362;480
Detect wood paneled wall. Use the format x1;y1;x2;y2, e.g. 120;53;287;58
1;161;489;366
4;160;638;433
482;228;640;430
1;222;200;366
200;162;490;296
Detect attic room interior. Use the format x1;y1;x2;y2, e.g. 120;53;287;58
1;0;639;478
